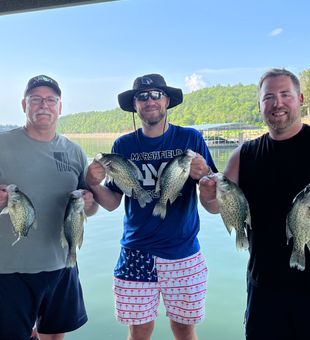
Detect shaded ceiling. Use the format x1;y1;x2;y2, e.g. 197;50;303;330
0;0;117;15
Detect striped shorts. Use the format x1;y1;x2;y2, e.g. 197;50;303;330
113;250;207;325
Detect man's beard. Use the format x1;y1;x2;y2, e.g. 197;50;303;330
265;110;298;131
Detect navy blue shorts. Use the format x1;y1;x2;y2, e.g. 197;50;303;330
0;267;87;340
245;281;310;340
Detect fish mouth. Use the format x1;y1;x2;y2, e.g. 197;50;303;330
185;149;196;158
94;153;103;161
5;184;18;192
70;190;84;198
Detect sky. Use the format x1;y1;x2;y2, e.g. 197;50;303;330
1;0;309;125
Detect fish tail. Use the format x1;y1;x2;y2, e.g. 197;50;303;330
235;230;249;250
66;251;77;268
289;249;305;271
152;202;167;219
136;189;152;208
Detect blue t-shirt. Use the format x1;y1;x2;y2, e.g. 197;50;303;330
106;124;217;259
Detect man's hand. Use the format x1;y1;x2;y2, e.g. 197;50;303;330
86;161;106;187
190;153;212;180
81;189;98;216
0;185;8;210
199;176;219;213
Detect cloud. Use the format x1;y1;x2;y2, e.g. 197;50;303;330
185;73;206;92
268;28;283;37
184;67;269;88
199;67;266;75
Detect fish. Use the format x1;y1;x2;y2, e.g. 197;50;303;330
215;173;250;250
0;184;37;246
60;189;86;267
286;183;310;271
152;149;196;219
95;153;152;208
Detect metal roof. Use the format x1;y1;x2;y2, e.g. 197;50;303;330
0;0;116;15
187;122;260;131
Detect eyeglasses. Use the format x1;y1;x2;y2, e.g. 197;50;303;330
135;90;167;102
28;96;60;106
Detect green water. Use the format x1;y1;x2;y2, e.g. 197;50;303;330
66;138;248;340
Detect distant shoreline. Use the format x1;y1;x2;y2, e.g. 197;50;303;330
63;132;123;139
62;116;310;139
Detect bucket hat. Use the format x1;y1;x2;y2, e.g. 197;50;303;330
118;74;183;112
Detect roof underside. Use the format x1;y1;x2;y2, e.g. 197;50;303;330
0;0;116;15
187;123;260;131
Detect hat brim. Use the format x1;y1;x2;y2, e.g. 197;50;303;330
118;86;183;112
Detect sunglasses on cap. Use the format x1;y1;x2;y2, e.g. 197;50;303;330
135;90;167;102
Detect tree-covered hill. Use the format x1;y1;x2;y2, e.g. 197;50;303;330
169;84;259;126
57;68;310;134
57;108;134;133
57;83;260;134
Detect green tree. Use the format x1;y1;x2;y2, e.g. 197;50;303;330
300;69;310;116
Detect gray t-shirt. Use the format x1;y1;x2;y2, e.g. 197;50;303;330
0;127;88;273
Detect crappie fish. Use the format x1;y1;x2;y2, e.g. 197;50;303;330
60;189;86;268
286;183;310;271
215;173;250;250
153;149;196;219
95;153;152;208
0;184;37;246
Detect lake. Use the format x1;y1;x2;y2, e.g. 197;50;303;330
66;137;248;340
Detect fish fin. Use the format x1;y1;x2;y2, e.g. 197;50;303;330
83;212;87;223
235;229;249;250
105;175;113;184
168;192;180;205
289;248;305;271
152;202;167;219
286;224;293;244
118;185;133;197
245;213;251;229
31;219;38;230
60;228;68;248
66;252;77;268
11;235;21;246
222;220;233;235
0;207;9;214
128;160;144;180
78;229;84;249
136;189;152;208
154;177;161;193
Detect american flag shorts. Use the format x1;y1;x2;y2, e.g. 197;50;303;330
113;250;208;325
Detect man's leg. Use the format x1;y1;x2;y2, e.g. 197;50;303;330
170;321;197;340
158;251;207;340
245;282;291;340
128;321;155;340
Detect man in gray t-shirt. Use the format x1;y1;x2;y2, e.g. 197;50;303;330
0;75;98;340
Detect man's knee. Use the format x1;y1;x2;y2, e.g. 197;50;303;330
170;320;197;340
128;321;154;340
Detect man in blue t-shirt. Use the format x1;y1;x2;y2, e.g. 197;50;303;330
86;73;217;340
